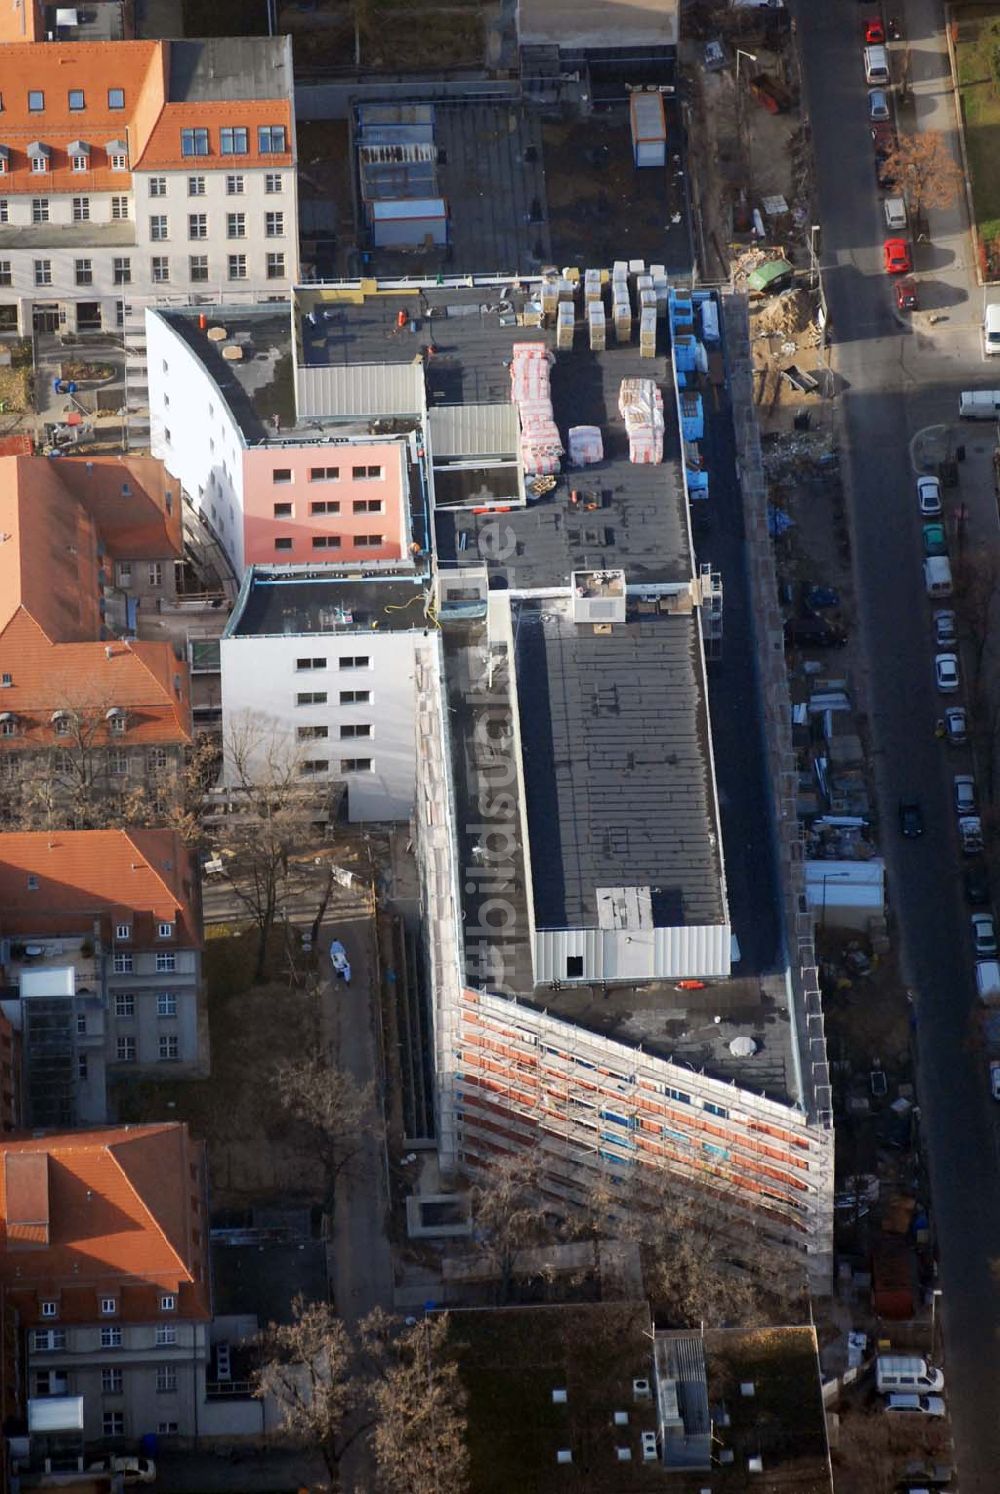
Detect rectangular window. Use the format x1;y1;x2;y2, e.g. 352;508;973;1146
155;1325;177;1346
113;953;133;974
78;1053;88;1080
149;214;168;240
113;258;131;285
181;127;209;157
340;757;373;773
76;1015;87;1039
111;195;128;220
103;1411;124;1437
0;201;7;223
71;153;88;172
227;254;247;280
265;172;282;193
68;89;85;111
100;1297;118;1316
109;748;128;775
311;536;341;550
149;176;167;197
116;922;131;940
266;251;285;280
158;1421;179;1435
188;174;205;195
274;537;292;552
157;992;178;1018
354;535;384;548
102;1368;123;1393
110;152;127;171
265;211;284;237
75;259;93;287
151;255;169;284
29;158;47;178
340;689;371;705
36;1370;68;1396
147;746;168;771
0;260;10;287
116;1037;136;1062
226;212;246;239
299;759;329;776
108;88;125;109
220;127;248;155
157;920;173;938
353;499;383;514
703;1101;728;1119
156;953;176;973
225;173;244;194
188;212;207;239
352;465;383;481
114;993;135;1018
309;467;340;482
297;725;329;741
258;125;286;153
31;197;48;223
71;196;89;221
272;467;292;484
340;723;372;739
339;656;370;670
160;1295;177;1313
147;561;163;588
101;1326;123;1349
296;691;327;706
40;1300;58;1319
665;1086;690;1105
158;1034;179;1061
32;1329;66;1352
273;502;292;517
28;90;43;111
296;657;327;671
156;1366;178;1393
189;255;208;282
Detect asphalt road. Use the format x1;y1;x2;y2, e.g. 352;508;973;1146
795;1;1000;1487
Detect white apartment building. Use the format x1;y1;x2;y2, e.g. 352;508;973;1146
0;37;297;336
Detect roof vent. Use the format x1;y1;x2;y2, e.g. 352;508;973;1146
551;1389;567;1404
615;1448;632;1462
748;1456;763;1473
740;1382;755;1398
640;1432;658;1461
719;1449;735;1465
556;1450;572;1465
613;1411;628;1426
632;1378;651;1400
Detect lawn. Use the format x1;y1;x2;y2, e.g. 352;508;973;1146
953;5;1000;257
111;929;326;1208
0;339;33;413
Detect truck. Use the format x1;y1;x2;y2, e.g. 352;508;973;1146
959;816;984;855
976;960;1000;1004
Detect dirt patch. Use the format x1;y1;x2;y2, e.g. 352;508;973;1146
753;287;813;337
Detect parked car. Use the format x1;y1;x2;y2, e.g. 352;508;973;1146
933;608;956;645
329;939;352;983
935;652;959;693
895;276;919;311
922;521;947;557
917;476;942;516
898;798;923;837
965;862;991;904
864;15;886;42
954;774;978;816
884;195;908;230
871;121;897;154
869;88;891;121
990;1059;1000;1100
784;617;847;648
882;1394;946;1417
87;1460;156;1487
972;913;998;957
944;705;967;744
883;236;912;273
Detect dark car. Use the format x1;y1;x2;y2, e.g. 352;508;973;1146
895;276;919;311
784;618;847;648
898;798;923;837
965;862;991;905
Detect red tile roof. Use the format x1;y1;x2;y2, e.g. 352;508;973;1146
0;1123;210;1322
55;455;183;561
137;100;293;173
0;827;202;947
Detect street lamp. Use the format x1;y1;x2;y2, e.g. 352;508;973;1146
735;51;758;198
735;48;758;86
930;1288;943;1358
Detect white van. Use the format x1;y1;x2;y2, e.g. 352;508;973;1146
959;389;1000;419
923;556;953;598
976;960;1000;1003
984;304;1000;357
876;1355;944;1393
864;44;890;84
883;196;907;231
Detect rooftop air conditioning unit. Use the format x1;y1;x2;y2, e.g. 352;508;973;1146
556;1450;572;1465
641;1432;658;1462
633;1378;651;1400
616;1448;632;1462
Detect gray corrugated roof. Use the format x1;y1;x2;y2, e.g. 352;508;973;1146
430;403;518;459
295;363;424;421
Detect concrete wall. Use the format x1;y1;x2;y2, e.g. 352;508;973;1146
220;629;423;822
295;78;518;123
242;438;409;566
147;308;247;577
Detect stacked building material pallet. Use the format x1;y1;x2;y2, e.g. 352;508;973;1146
619;377;664;464
511;342;563;476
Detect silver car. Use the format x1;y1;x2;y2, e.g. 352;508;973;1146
868;88;890;121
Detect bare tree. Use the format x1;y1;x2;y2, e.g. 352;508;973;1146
362;1310;470;1494
255;1296;366;1489
468;1148;555;1305
881;131;965;222
276;1055;374;1215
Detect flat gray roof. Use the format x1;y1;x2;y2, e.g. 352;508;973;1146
518;0;679;50
513;597;724;930
168;37;293;103
226;570;430;639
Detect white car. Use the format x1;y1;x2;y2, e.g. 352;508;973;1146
935;652;959;693
944;705;967;744
882;1393;946;1417
87;1458;156;1486
329;939;352;983
933;608;956;646
917;476;942;516
972;913;998;957
990;1059;1000;1101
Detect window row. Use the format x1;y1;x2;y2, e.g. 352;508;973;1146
113;991;180;1018
150;172;284;196
114;1034;181;1062
296;690;371;706
274;533;385;552
32;1306;176;1348
112;953;177;973
296;656;370;671
7;253;287;289
272;464;384;484
0;746;170;780
24;87;126;113
180;125;287;157
274;501;384;517
0;194;129;224
296;724;372;741
112;920;174;941
1;143;127;174
301;758;374;775
155;210;285;239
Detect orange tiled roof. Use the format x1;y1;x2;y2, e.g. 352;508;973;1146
137;99;293;173
0;1123;210;1321
0;455;103;641
0;827;202;947
55;455;183;561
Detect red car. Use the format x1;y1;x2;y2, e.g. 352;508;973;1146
883;237;912;274
864;16;886;42
871;121;896;152
895;277;919;311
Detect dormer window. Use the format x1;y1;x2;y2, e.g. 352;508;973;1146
27;874;38;890
115;923;131;941
51;709;73;736
160;1294;176;1313
67;140;90;173
157;921;174;940
27;142;49;174
106;707;127;735
100;1296;118;1316
106;140;128;170
0;148;8;175
108;88;125;110
0;711;17;736
40;1300;58;1319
